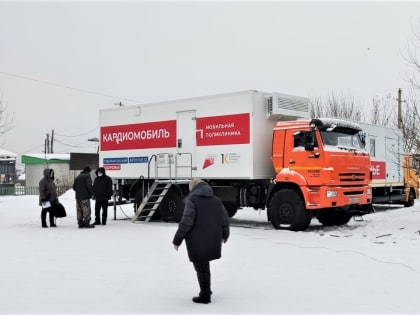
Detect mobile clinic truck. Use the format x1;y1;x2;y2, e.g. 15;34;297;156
99;90;372;231
357;122;419;207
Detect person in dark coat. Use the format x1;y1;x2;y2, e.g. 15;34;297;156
173;179;230;304
38;168;59;228
73;166;94;228
92;167;113;225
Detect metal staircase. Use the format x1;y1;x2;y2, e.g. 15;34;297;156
130;152;194;223
131;180;172;222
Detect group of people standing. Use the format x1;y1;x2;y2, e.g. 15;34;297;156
39;169;230;305
38;166;113;228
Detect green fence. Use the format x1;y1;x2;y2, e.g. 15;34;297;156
0;185;72;196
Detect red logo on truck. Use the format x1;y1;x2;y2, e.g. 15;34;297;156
196;113;250;146
104;164;121;171
101;120;176;151
371;161;386;180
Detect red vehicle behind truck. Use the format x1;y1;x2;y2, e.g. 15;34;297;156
99;90;372;231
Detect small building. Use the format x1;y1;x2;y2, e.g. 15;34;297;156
0;148;17;184
21;153;74;189
0;148;17;195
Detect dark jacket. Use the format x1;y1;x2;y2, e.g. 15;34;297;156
173;182;230;263
93;167;113;201
73;170;93;200
38;169;58;206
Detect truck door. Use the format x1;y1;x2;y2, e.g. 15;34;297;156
283;130;323;185
385;135;402;183
176;110;196;178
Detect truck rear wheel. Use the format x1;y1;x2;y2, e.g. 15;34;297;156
316;210;352;226
268;189;311;231
223;202;238;218
159;186;185;222
404;190;415;207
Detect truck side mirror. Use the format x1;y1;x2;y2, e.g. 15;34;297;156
359;131;366;147
304;131;315;151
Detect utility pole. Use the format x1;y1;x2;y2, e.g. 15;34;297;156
45;133;50;153
397;88;403;129
50;129;54;153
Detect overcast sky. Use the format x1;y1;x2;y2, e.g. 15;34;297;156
1;1;419;159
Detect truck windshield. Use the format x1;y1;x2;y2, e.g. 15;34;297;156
320;130;365;152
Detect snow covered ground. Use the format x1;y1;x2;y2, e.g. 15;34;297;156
0;190;419;314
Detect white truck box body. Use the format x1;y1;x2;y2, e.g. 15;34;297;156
99;90;309;180
357;122;404;187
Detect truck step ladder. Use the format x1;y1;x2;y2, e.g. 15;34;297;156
131;180;172;222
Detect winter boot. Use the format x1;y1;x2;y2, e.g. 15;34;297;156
93;220;101;225
192;294;211;304
84;220;95;228
49;214;56;227
41;209;48;228
101;217;107;225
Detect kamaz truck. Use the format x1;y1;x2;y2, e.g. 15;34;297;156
99;90;372;231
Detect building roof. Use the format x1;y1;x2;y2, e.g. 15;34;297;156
0;148;17;161
21;153;70;165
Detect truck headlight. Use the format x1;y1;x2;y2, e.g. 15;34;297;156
367;187;372;195
326;190;337;198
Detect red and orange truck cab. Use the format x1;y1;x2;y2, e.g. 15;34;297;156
267;118;372;229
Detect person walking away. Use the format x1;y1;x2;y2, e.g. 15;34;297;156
73;166;95;228
38;168;59;228
172;179;230;304
92;167;113;225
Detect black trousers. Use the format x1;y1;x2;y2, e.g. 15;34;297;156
193;261;211;297
41;207;55;226
94;200;108;223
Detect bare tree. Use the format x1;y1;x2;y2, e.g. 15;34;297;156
310;92;364;121
402;19;420;154
405;19;420;90
398;90;420;154
370;93;396;127
0;96;15;145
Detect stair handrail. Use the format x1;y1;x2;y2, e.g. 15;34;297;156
175;152;193;179
147;154;157;191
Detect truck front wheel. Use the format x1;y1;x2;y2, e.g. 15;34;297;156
316;210;352;226
268;189;311;231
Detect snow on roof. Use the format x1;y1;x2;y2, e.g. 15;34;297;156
313;118;362;131
0;148;17;160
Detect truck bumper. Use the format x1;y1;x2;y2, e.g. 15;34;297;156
303;185;372;210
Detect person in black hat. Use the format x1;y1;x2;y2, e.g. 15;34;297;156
38;168;58;228
92;167;113;225
73;166;95;228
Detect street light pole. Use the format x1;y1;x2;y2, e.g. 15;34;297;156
88;137;99;153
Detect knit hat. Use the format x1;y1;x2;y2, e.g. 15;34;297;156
189;178;203;191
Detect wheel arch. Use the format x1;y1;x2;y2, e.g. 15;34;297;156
267;181;305;209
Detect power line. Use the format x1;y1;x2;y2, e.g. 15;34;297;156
54;127;99;138
20;143;44;154
0;70;142;103
54;138;95;149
